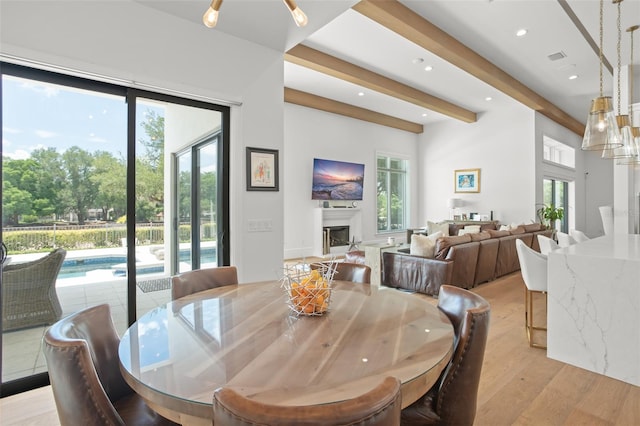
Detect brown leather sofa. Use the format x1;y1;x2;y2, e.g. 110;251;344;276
382;223;552;296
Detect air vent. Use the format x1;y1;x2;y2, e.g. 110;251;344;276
547;51;567;61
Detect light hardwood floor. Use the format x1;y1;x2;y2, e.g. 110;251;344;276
1;272;638;425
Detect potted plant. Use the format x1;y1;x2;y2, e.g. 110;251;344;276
536;204;564;232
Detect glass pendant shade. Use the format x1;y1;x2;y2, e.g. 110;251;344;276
602;115;635;158
616;128;640;165
283;0;308;27
202;0;222;28
582;97;622;151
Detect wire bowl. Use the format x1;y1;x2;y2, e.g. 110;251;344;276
281;261;337;316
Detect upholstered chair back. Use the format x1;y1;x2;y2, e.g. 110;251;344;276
213;376;401;426
171;266;238;300
311;262;371;284
401;285;491;426
42;304;176;425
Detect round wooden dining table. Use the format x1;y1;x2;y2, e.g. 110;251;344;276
119;281;454;425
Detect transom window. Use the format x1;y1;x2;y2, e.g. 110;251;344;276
543;136;575;168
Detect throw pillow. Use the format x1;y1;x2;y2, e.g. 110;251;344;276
426;221;449;237
410;231;443;258
464;225;481;233
457;226;480;236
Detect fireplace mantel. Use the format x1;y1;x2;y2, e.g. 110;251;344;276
313;207;362;257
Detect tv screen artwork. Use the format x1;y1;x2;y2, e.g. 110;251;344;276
311;158;365;200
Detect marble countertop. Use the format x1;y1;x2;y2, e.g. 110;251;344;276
552;234;640;261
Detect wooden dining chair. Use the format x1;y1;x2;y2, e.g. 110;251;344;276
311;262;371;284
171;266;238;300
401;285;490;426
42;304;178;426
213;376;402;426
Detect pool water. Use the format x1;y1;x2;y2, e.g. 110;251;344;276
59;247;217;279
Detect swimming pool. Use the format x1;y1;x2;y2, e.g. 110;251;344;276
59;247;217;279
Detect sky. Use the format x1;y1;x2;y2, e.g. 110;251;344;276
1;75;162;161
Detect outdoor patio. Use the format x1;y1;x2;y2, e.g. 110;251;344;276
2;275;172;382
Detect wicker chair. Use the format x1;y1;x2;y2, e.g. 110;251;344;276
2;248;66;331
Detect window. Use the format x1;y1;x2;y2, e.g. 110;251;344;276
376;154;408;232
543;136;575;168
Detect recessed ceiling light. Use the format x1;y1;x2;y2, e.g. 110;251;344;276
485;97;492;101
412;58;424;64
358;92;364;97
422;113;428;117
424;65;433;71
516;28;528;37
568;74;579;80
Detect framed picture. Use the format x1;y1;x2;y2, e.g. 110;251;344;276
454;168;480;193
453;215;462;221
246;147;279;191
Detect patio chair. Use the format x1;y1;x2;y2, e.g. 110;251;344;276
2;248;66;331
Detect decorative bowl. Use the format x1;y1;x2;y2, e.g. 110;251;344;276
281;261;337;316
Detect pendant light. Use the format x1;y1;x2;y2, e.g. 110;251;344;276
202;0;223;28
582;0;622;151
283;0;308;27
617;25;640;165
602;0;635;159
203;0;308;29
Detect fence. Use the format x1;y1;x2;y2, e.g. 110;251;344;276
2;222;216;253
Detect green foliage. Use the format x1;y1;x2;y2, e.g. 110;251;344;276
2;182;34;225
59;147;98;225
536;204;564;229
139;110;165;169
1;108;165;226
1;226;170;253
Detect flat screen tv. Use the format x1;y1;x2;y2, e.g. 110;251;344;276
311;158;365;201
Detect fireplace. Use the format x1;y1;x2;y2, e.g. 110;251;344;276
323;226;350;254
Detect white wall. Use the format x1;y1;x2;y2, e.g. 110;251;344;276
233;60;285;281
283;104;419;258
0;1;285;282
418;101;536;226
534;112;612;238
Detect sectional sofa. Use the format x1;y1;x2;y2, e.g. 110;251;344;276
381;223;552;296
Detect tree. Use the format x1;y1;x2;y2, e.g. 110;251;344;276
31;148;66;219
59;147;97;224
139;110;164;170
136;109;165;221
91;151;127;221
2;181;33;225
135;158;163;222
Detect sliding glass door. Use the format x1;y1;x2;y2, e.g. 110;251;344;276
176;138;220;273
0;63;230;396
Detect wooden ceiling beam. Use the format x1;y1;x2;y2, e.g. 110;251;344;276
285;87;424;134
353;0;585;136
285;44;476;123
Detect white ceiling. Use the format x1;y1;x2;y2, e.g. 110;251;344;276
136;0;640;129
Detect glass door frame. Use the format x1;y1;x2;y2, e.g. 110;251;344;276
0;63;230;397
173;131;228;274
